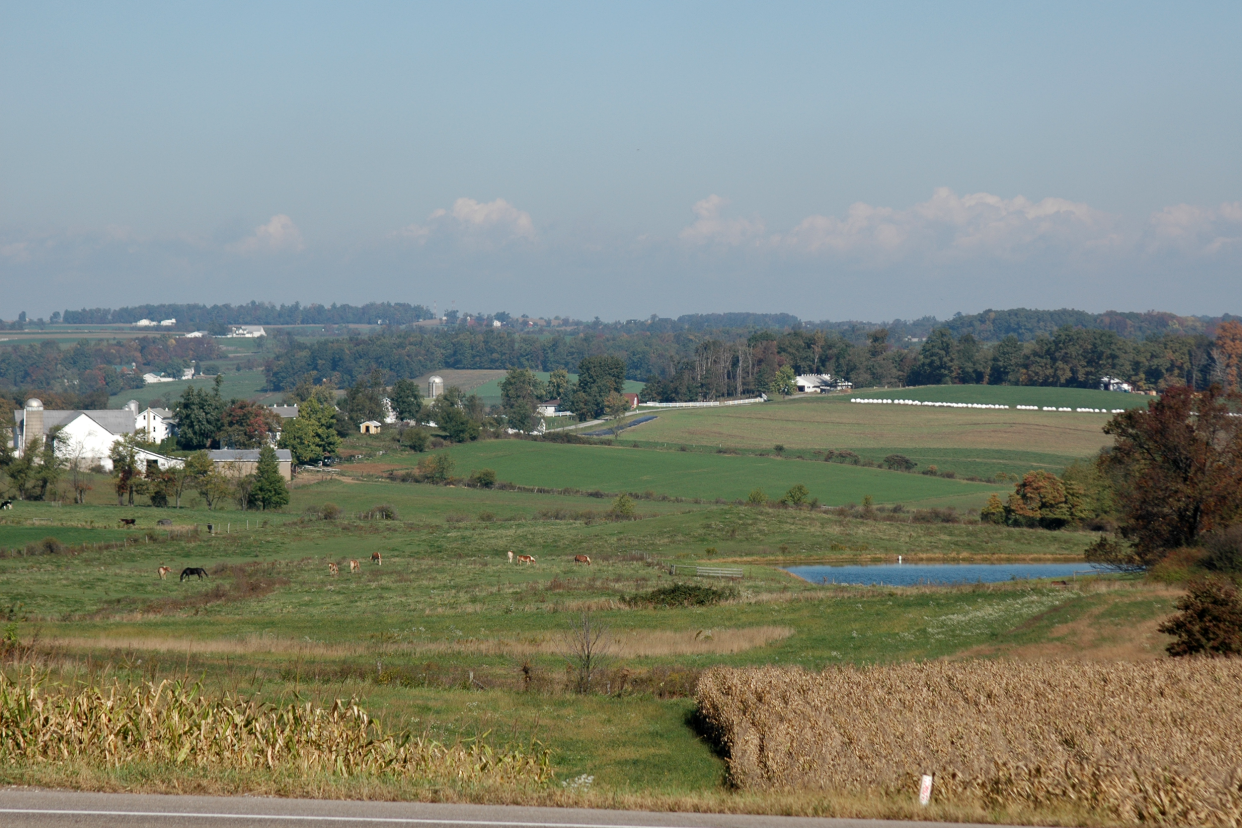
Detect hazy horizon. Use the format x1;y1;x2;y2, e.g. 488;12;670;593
3;2;1240;320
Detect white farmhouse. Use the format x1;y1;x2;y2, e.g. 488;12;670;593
1100;376;1134;393
11;399;139;471
136;407;177;443
228;325;266;338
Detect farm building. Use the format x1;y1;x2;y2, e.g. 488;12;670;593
12;399;140;471
360;420;382;434
136;406;177;443
207;448;293;481
623;393;640;409
795;374;852;393
1099;376;1134;393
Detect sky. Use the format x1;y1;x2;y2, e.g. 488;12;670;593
2;1;1240;322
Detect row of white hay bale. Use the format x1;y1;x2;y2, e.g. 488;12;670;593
850;398;1125;414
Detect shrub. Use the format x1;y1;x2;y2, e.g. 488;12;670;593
773;444;785;454
317;503;341;520
882;454;916;471
468;468;497;488
1159;577;1242;657
365;504;397;520
980;494;1006;525
416;453;454;483
779;484;809;506
625;582;737;608
746;488;768;505
608;493;635;519
401;427;429;452
1202;525;1242;573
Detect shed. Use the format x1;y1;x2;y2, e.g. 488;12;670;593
360;420;382;435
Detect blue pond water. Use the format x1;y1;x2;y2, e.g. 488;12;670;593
785;562;1093;587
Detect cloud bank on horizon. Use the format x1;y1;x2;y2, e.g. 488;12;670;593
2;188;1239;322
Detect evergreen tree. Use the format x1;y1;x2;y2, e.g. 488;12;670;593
390;378;423;421
249;444;289;510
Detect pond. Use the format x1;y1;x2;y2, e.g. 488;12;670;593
785;562;1094;587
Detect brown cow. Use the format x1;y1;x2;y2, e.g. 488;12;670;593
349;559;361;574
516;554;535;565
574;555;591;565
328;562;339;576
157;565;172;580
371;551;382;566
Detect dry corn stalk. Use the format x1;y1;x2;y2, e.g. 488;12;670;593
696;661;1242;826
0;669;551;786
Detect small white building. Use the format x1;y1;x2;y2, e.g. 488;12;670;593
1100;376;1134;393
159;318;176;327
795;373;851;393
134;319;156;327
183;331;208;338
143;373;177;384
360;420;382;435
228;325;266;338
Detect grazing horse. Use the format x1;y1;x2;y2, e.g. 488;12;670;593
328;562;339;576
157;565;172;580
516;554;535;565
179;567;208;581
120;518;137;527
349;559;361;573
371;551;382;566
574;555;592;565
507;550;514;563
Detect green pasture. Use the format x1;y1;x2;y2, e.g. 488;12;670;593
849;384;1150;409
404;440;1009;510
108;369;268;408
0;475;1156;797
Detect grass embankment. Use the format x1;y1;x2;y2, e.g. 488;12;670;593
697;660;1242;826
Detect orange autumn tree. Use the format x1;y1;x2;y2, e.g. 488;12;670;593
1215;320;1242;391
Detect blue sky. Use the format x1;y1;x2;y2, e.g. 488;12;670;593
2;2;1240;321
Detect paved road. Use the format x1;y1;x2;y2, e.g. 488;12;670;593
0;788;1027;828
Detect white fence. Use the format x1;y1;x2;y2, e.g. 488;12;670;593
639;396;766;409
850;398;1125;414
668;564;744;579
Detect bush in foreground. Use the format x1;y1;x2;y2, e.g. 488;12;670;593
1159;577;1242;657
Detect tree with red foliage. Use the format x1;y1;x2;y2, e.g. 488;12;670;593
218;400;282;449
1089;385;1242;569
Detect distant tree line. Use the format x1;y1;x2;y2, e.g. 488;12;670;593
61;301;435;328
0;336;222;401
264;320;1242;403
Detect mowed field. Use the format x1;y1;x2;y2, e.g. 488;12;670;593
624;390;1120;479
107;369;269;408
398;440;1008;510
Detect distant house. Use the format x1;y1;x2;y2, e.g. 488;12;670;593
537;399;562;417
133;319;156;327
227;325;266;338
207;448;293;481
1100;376;1134;393
795;374;851;393
137;407;177;443
142;373;177;384
182;331;208;338
360;420;382;435
623;393;640;410
158;318;176;327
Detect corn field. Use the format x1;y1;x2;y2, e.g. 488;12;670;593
0;669;551;787
696;661;1242;826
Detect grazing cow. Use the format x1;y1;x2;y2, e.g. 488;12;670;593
120;518;137;527
157;565;172;580
516;554;535;565
371;551;382;565
179;567;208;581
574;555;592;565
328;562;339;576
349;559;361;573
507;550;514;564
0;499;12;510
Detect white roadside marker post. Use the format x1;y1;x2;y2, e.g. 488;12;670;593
919;774;934;806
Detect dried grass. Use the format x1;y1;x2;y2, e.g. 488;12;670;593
696;660;1242;826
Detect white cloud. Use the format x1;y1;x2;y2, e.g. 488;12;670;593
226;214;304;254
0;242;31;263
1146;202;1242;256
398;197;535;244
678;195;767;246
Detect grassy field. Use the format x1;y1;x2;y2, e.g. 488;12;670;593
623;393;1113;478
371;440;1010;510
0;471;1175;816
107;369;269;408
